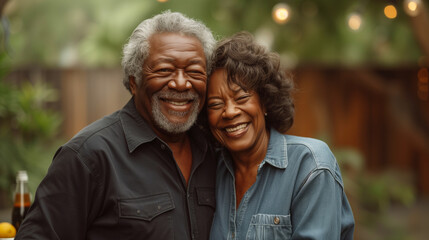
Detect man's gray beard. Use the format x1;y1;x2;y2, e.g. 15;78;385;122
151;91;200;134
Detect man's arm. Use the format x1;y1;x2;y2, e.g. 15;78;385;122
15;146;97;240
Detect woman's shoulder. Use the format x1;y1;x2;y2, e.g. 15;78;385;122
285;135;330;151
283;134;337;171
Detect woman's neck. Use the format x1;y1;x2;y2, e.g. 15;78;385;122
232;129;270;207
231;129;270;170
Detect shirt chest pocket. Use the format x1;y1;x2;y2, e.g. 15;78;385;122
246;214;292;240
118;192;175;221
117;193;175;239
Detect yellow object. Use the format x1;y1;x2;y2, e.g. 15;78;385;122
0;222;16;238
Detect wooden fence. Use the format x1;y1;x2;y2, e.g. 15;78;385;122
5;66;429;195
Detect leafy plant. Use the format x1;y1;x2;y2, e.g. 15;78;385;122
0;52;63;201
334;147;417;240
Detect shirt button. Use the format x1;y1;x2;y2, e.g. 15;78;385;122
160;144;166;150
231;232;235;238
273;216;280;225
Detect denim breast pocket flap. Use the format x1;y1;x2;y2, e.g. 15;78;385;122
250;213;291;227
119;192;175;221
248;214;292;240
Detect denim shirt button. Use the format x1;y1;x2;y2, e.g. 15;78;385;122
274;216;280;225
231;232;235;238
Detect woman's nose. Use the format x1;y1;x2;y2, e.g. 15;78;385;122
222;102;240;119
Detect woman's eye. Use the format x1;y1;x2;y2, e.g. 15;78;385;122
236;95;250;102
207;102;223;109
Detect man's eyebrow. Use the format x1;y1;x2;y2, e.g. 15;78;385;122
151;57;175;65
189;59;205;65
150;58;205;66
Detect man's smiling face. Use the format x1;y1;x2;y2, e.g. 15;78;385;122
130;32;207;136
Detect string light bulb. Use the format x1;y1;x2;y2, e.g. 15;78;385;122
348;12;362;31
384;5;397;19
272;3;291;24
404;0;421;17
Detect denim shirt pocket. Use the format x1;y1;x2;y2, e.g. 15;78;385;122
118;192;175;221
246;214;292;240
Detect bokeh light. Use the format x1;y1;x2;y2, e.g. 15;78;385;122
417;68;428;101
404;0;421;17
384;5;397;19
348;12;362;31
272;3;291;24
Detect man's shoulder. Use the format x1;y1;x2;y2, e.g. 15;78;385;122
65;110;122;152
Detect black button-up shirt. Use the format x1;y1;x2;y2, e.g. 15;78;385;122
15;99;216;240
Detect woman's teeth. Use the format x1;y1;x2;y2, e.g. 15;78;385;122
225;123;247;133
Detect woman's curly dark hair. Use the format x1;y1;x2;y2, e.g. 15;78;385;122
210;31;295;133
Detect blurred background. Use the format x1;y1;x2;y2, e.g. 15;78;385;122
0;0;428;239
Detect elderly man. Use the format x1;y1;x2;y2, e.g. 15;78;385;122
15;11;216;240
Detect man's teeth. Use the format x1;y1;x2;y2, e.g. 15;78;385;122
225;123;247;133
167;100;188;106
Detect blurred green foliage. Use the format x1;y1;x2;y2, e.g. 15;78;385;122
0;52;63;196
334;147;417;240
2;0;424;68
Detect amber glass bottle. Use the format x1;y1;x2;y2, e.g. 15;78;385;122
11;170;32;231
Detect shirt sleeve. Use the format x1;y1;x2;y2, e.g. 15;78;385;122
290;169;355;240
15;146;99;240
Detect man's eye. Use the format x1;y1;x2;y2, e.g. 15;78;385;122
187;70;206;79
188;70;203;74
157;68;173;73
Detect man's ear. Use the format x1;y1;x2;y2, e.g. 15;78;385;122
129;76;137;95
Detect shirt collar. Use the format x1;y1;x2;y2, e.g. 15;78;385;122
261;128;288;169
119;98;208;155
220;128;288;171
119;98;157;153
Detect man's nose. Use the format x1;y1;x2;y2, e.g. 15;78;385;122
168;70;192;91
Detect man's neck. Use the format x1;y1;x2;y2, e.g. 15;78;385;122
153;128;193;185
167;133;193;185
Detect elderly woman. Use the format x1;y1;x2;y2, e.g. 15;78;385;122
207;32;355;240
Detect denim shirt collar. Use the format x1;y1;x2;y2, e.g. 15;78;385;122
220;128;288;172
260;128;288;170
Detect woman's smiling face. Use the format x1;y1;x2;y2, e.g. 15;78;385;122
207;68;268;154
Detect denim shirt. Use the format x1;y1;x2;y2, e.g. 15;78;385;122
210;128;355;240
